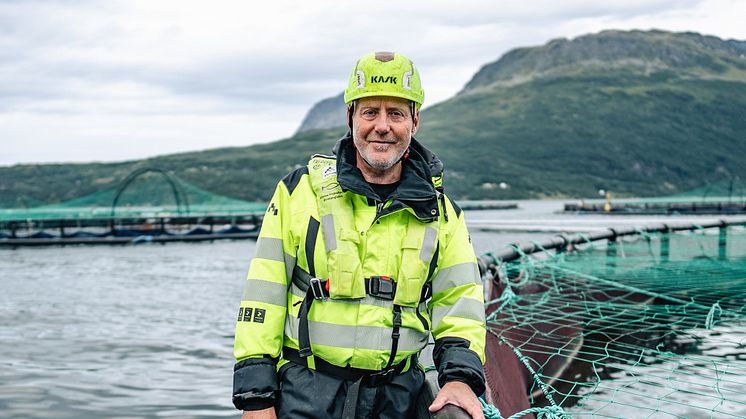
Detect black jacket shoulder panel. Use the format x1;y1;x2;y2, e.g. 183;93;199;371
281;166;309;195
447;195;463;218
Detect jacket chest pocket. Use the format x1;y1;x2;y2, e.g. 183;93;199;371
395;225;438;307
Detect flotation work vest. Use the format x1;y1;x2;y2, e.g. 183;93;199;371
291;154;440;369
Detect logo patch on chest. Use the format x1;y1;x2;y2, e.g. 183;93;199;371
322;166;336;180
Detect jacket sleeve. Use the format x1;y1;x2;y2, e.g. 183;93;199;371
429;197;486;396
232;181;294;410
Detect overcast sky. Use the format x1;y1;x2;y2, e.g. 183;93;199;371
1;0;745;166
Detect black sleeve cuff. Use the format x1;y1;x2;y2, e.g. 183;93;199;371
232;357;279;411
433;337;486;396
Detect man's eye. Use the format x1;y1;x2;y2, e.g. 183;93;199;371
362;110;377;117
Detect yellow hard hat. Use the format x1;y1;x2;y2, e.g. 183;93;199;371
344;51;425;108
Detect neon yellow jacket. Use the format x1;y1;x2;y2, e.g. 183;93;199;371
232;134;486;411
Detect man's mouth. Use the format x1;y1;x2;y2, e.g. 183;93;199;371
369;139;395;144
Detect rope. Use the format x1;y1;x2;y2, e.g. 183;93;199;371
705;302;722;330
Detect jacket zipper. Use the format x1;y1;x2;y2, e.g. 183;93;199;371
373;198;432;333
373;200;384;223
373;199;437;223
415;305;430;331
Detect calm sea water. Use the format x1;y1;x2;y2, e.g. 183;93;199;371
1;201;743;418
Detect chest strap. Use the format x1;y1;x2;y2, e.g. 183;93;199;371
292;267;432;301
291;266;432;359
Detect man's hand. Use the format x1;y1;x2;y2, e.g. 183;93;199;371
428;381;484;419
241;407;277;419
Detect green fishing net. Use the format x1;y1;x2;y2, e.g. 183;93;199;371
482;225;746;418
0;172;265;222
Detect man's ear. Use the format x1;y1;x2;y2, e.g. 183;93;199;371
411;109;420;135
346;105;354;130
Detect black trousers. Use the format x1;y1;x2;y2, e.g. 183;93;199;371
276;362;425;419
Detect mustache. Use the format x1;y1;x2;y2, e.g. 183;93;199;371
366;133;399;143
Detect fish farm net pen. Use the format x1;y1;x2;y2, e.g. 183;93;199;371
0;171;268;222
477;220;746;418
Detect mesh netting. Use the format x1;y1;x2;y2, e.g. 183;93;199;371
628;179;746;205
482;225;746;418
0;172;265;221
665;178;746;201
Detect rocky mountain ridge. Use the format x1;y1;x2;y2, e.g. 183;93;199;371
462;30;746;92
295;92;346;134
2;29;745;206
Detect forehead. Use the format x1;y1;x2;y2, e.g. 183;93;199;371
356;96;410;110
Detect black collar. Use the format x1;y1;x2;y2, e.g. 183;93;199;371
333;132;440;221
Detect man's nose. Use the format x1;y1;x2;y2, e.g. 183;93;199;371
374;114;391;134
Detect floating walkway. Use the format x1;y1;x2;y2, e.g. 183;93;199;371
457;200;518;211
566;184;746;215
0;213;263;246
565;200;746;215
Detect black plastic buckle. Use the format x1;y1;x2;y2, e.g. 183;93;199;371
392;310;402;328
365;367;396;386
309;277;328;300
367;276;396;300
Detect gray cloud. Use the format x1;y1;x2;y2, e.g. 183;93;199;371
0;0;706;110
431;0;701;25
0;0;742;164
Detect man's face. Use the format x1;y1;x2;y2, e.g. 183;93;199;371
351;97;419;172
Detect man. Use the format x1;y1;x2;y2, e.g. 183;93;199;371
233;51;486;419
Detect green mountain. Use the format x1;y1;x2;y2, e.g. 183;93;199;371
2;29;746;207
419;30;746;199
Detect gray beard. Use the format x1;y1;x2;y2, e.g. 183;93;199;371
359;148;405;171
